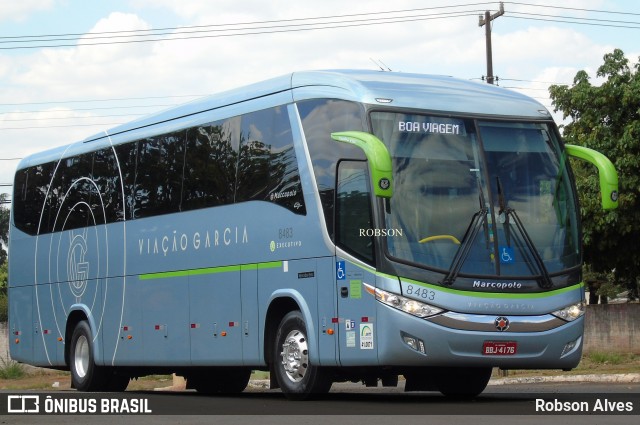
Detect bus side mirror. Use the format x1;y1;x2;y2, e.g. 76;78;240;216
331;131;393;198
565;144;619;210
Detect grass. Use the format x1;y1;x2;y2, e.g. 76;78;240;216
588;351;628;365
500;353;640;378
0;357;26;379
0;355;638;390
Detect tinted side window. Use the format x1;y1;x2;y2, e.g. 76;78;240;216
51;153;94;232
336;161;374;264
236;107;305;214
12;169;30;234
93;147;125;223
183;118;239;211
114;142;138;220
298;99;366;237
134;131;186;218
13;164;54;235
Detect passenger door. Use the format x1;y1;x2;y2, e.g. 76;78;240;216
334;161;379;366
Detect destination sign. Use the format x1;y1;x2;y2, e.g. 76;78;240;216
398;117;466;135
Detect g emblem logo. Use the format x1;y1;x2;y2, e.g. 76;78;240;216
68;232;90;302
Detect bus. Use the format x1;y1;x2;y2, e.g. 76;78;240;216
9;70;618;399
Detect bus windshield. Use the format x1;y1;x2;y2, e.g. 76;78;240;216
370;111;580;279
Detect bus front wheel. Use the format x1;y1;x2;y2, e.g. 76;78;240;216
273;311;331;400
434;367;492;398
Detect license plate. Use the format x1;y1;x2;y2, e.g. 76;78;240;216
482;341;517;355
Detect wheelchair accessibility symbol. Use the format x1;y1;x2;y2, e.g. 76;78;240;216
499;246;515;264
336;261;346;280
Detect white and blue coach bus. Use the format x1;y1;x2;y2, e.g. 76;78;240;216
9;70;618;399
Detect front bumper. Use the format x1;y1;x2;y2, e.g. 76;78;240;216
376;302;583;369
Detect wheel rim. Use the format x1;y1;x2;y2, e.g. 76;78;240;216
279;329;309;383
74;335;90;379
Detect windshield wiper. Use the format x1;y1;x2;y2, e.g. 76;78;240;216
496;177;553;289
441;191;487;286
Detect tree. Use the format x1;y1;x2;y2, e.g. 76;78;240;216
549;48;640;300
0;193;8;265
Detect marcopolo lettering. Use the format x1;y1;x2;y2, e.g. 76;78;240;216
473;280;523;290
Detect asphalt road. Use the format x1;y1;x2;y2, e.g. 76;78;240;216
2;381;638;425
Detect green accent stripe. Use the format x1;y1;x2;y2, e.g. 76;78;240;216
344;259;584;300
400;276;584;299
257;261;283;270
139;261;283;281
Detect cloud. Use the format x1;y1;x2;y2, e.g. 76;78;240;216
0;0;56;23
1;1;636;198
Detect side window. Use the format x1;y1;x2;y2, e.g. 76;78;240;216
13;164;54;235
182;118;239;211
51;153;94;232
12;168;31;234
336;161;375;264
114;142;138;220
133;131;186;218
236;107;306;214
93;147;125;223
297;99;366;237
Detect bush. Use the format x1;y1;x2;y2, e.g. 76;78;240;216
0;358;26;379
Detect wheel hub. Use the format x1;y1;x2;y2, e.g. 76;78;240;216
74;335;90;379
280;330;309;383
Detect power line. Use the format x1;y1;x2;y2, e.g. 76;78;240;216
1;3;493;41
500;77;570;85
506;11;640;29
0;8;489;50
506;2;640;17
0;122;124;131
0;2;636;51
1;113;144;123
0;94;202;107
0;103;175;115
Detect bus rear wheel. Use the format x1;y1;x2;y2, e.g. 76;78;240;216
273;311;331;400
70;320;106;391
69;320;129;392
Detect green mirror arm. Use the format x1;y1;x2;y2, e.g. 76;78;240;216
331;131;393;198
565;144;619;210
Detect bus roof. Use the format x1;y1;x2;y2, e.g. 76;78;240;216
106;70;550;136
18;70;551;170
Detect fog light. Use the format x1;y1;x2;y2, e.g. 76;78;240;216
402;332;426;354
560;336;581;357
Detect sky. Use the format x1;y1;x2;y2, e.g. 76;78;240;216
1;0;639;202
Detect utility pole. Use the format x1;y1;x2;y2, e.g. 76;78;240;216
479;2;504;85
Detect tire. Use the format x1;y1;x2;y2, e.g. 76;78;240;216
434;367;492;398
69;320;107;391
273;311;331;400
105;373;130;392
188;368;251;394
69;320;129;392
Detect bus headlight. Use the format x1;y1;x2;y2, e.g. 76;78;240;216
375;288;444;318
552;301;585;322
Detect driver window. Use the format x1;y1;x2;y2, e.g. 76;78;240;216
336;161;375;264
